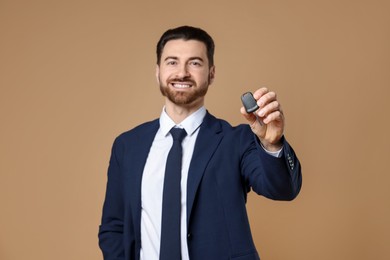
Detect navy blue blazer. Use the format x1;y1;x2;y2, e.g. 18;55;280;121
99;112;302;260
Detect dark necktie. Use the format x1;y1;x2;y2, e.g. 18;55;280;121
160;128;187;260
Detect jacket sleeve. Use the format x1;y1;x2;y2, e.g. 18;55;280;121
98;137;125;259
240;130;302;201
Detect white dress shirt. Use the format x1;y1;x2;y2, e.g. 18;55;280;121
140;106;282;260
140;106;206;260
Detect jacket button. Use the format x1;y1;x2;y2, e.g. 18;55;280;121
187;233;192;240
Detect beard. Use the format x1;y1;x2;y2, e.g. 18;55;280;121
159;76;210;106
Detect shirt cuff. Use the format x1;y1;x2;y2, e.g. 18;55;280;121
260;143;283;158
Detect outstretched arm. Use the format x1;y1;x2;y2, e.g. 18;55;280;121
240;87;302;200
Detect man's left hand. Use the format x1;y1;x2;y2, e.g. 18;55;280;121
240;87;285;152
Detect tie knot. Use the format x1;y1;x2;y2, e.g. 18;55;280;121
170;128;187;143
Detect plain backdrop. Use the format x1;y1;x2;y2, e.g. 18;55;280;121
1;0;389;259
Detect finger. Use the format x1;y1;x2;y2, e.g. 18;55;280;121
257;100;280;118
257;91;277;108
240;106;257;123
263;109;284;124
253;87;269;100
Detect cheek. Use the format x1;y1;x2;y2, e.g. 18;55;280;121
199;71;212;84
158;71;169;83
160;69;176;81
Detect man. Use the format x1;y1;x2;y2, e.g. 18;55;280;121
99;25;302;260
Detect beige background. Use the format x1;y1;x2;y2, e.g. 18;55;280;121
1;0;389;259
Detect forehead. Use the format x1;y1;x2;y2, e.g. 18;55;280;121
161;39;208;59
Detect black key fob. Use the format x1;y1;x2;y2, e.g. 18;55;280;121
241;92;259;113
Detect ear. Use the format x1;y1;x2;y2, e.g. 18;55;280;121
155;65;160;85
209;65;216;84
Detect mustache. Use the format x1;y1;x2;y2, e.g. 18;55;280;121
168;76;195;84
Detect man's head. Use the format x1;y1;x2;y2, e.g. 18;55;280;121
156;26;215;68
156;26;216;109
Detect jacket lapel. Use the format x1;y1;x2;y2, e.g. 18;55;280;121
128;119;160;243
186;113;223;225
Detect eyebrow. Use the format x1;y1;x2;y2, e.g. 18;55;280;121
164;56;204;62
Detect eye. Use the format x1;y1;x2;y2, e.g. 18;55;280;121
166;60;177;65
190;60;202;66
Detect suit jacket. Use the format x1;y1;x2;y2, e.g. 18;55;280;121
98;112;302;260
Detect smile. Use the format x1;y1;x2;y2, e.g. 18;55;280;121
171;83;192;89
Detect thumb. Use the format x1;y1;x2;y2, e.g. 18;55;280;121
240;106;257;124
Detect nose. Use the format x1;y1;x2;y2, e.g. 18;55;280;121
176;64;190;78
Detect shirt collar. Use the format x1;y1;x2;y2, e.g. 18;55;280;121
159;106;206;137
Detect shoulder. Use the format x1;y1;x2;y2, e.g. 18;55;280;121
205;112;250;133
203;112;253;145
108;119;159;161
114;118;159;144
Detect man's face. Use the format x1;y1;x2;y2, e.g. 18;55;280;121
156;39;215;107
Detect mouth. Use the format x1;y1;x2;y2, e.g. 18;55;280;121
170;82;193;89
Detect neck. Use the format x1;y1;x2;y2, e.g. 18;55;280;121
165;99;204;124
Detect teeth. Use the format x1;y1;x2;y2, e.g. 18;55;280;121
172;83;191;89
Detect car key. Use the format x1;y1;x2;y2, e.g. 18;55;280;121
241;92;259;113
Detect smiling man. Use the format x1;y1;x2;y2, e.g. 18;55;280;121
98;26;302;260
157;38;215;122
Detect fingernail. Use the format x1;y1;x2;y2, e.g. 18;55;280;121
259;109;265;117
